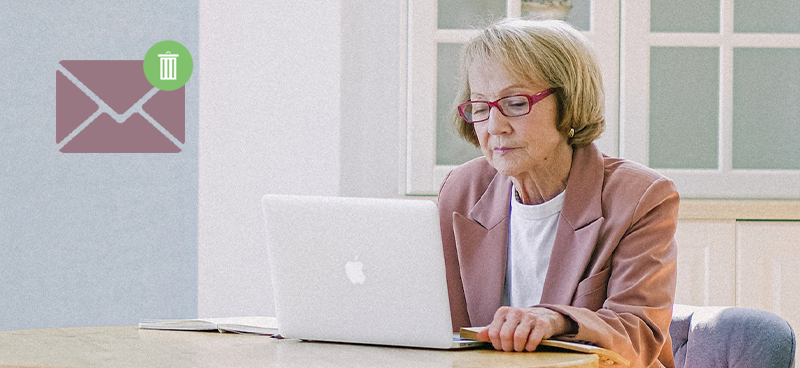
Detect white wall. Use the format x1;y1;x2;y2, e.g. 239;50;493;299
199;0;403;317
339;1;404;198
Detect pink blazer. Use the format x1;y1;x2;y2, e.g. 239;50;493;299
438;143;679;368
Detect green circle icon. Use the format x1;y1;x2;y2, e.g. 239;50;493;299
143;40;193;91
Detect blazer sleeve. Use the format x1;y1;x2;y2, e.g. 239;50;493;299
438;169;471;331
539;176;679;368
437;158;499;331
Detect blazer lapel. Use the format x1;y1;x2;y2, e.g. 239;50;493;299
451;143;606;323
540;144;606;305
452;173;512;327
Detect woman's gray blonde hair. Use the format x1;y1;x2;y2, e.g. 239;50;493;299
452;19;605;148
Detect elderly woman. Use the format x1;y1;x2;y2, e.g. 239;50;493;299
437;19;679;368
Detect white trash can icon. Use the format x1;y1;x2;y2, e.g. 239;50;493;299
158;51;179;80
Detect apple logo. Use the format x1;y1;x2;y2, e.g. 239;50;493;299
345;256;366;285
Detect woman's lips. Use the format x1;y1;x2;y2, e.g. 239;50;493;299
493;147;516;156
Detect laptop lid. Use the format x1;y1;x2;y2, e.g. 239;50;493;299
261;194;458;349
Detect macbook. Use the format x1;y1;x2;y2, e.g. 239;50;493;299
261;194;481;349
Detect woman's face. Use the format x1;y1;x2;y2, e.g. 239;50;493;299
467;60;569;178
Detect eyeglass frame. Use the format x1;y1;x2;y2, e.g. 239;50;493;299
457;88;557;124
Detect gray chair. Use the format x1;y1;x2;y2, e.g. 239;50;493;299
670;304;796;368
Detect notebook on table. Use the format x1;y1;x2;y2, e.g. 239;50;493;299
261;194;482;349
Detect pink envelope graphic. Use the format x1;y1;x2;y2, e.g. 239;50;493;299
56;60;184;153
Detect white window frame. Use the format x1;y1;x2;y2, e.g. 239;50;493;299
621;0;800;198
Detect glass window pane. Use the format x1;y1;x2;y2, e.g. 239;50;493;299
649;47;719;169
520;0;591;31
733;48;800;170
437;43;483;166
438;0;506;30
566;0;591;31
650;0;720;33
734;0;800;33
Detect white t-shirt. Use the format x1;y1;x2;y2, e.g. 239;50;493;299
502;188;565;308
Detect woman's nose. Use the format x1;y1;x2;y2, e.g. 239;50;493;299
486;107;512;136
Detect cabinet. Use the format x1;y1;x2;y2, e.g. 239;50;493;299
736;222;800;332
674;219;736;306
675;200;800;351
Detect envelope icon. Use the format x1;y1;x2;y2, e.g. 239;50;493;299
56;60;184;153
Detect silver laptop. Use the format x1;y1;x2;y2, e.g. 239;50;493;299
261;194;481;349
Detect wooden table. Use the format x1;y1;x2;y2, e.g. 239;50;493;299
0;326;600;368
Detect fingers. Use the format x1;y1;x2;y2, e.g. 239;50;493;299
475;326;490;342
523;317;547;352
499;309;522;351
484;307;562;352
512;319;532;352
486;307;510;351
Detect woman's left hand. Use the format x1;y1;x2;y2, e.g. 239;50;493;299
475;306;574;352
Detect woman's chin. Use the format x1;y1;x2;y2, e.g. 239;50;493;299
487;158;523;178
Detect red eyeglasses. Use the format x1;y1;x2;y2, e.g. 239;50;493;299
457;88;556;123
